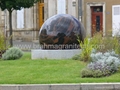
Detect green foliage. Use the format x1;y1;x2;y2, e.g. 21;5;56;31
90;51;120;72
0;31;10;58
110;37;120;55
81;51;120;78
90;32;103;51
0;0;40;11
77;32;103;62
2;47;23;60
0;31;6;51
92;70;105;77
90;32;120;54
81;68;108;78
78;37;92;62
100;37;120;53
78;31;120;79
72;54;81;60
116;45;120;55
81;68;93;77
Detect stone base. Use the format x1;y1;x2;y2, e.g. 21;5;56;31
31;49;81;59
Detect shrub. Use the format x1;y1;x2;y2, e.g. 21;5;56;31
72;54;81;60
90;32;103;51
91;33;120;54
111;28;120;55
92;70;104;78
78;31;120;61
0;31;6;50
87;61;112;76
89;32;120;54
102;37;120;53
79;31;120;77
113;37;120;55
78;37;92;62
0;31;6;58
2;47;23;60
81;68;104;78
81;68;93;78
90;51;119;61
81;51;120;77
0;30;10;58
81;51;120;78
116;45;120;55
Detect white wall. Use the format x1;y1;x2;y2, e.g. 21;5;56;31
48;0;56;18
46;0;78;19
67;0;77;18
24;8;33;29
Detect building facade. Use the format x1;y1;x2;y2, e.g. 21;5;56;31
82;0;120;37
0;5;39;42
1;0;119;42
0;0;79;42
0;10;5;33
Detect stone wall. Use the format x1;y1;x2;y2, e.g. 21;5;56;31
6;30;39;42
0;10;5;31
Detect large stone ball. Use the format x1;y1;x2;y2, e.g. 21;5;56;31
39;14;85;49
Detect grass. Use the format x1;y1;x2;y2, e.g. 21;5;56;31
0;52;120;84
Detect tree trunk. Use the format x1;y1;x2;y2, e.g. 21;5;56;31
9;10;13;47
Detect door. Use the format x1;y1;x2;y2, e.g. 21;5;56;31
39;1;44;28
91;6;103;36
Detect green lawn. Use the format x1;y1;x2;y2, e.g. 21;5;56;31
0;52;120;84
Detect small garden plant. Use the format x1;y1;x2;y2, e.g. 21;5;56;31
2;47;23;60
81;51;120;77
0;31;6;51
77;32;120;78
77;36;92;62
0;31;7;58
0;30;11;58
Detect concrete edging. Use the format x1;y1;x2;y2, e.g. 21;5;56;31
0;83;120;90
31;49;81;59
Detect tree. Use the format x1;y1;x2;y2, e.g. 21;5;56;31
0;0;40;47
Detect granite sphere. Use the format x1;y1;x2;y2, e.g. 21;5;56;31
39;14;85;49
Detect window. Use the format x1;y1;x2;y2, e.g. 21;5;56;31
57;0;66;14
93;6;103;12
114;7;120;15
112;5;120;36
17;9;24;29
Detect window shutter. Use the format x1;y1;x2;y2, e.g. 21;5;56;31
112;5;120;36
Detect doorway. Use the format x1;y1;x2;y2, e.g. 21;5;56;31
39;0;44;28
91;6;103;36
